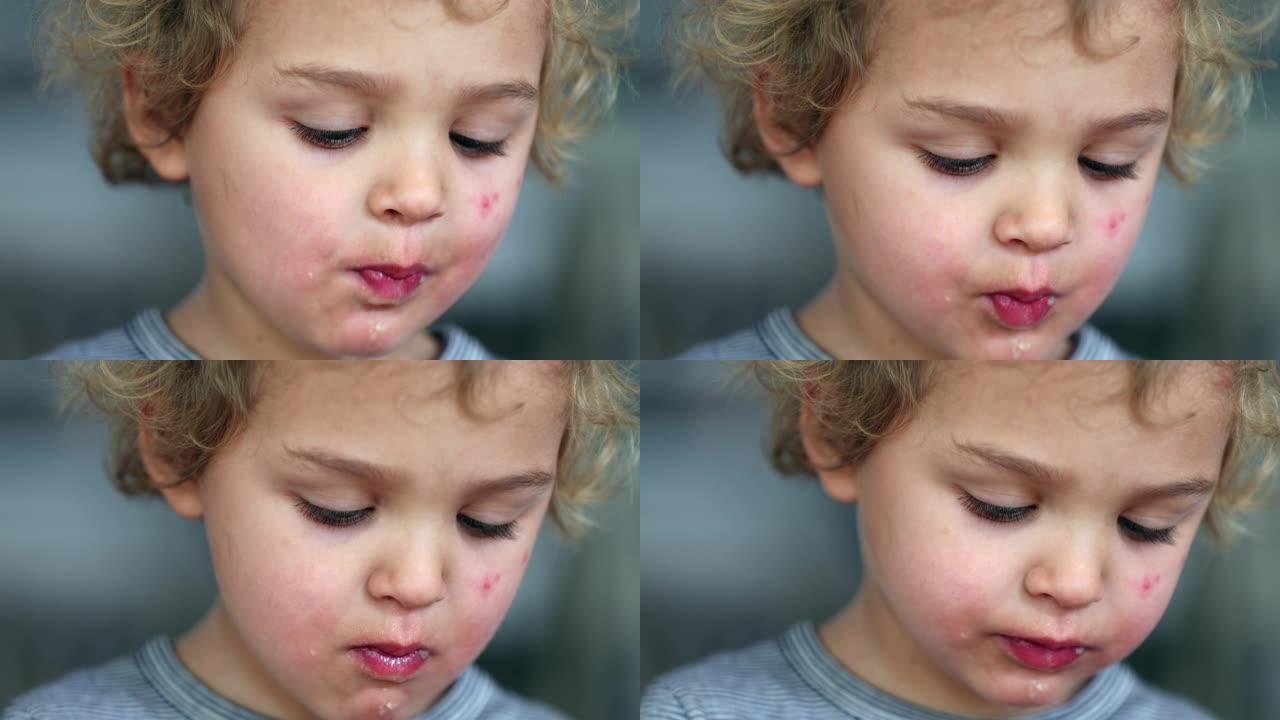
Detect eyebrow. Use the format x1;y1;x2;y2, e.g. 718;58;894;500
275;63;538;105
903;96;1170;135
284;446;554;494
952;440;1215;501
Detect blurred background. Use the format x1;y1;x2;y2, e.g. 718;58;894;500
637;0;1280;359
0;361;639;719
640;361;1280;720
0;1;638;360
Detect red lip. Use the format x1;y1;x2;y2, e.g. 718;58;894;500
987;288;1056;329
351;643;429;681
354;264;429;302
999;635;1088;672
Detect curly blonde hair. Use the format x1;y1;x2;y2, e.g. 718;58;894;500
754;360;1280;543
678;0;1277;183
39;0;631;186
61;360;637;538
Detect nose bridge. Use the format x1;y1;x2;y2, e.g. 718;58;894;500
994;165;1073;252
368;518;449;610
1024;524;1106;609
368;134;446;225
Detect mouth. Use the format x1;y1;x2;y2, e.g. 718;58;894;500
353;264;430;303
986;288;1057;329
998;635;1089;672
350;643;430;681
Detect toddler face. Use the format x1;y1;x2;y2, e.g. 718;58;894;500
829;363;1231;715
177;362;566;719
803;0;1178;358
164;0;544;356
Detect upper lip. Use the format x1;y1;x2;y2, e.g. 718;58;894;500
355;263;429;279
354;641;428;655
1004;634;1090;650
988;287;1054;302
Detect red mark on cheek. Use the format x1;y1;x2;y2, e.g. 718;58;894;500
1105;211;1126;238
480;572;502;595
1139;574;1161;596
477;192;500;218
520;551;529;566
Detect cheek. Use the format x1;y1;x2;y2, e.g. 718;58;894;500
1099;569;1178;665
195;154;344;293
861;491;1001;644
449;555;528;662
207;515;344;665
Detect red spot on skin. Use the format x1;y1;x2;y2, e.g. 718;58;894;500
480;572;502;595
1105;211;1126;238
1140;574;1160;596
477;192;499;218
520;551;529;566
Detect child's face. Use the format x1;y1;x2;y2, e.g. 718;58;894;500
820;363;1232;716
795;0;1178;359
171;363;566;719
154;0;544;356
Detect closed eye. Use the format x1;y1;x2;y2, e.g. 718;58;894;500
959;492;1035;523
1118;517;1176;545
291;122;366;150
295;498;372;527
458;513;517;540
918;150;993;177
1079;157;1138;181
450;132;506;158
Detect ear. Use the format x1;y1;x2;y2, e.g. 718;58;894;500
798;401;859;503
751;82;822;187
121;65;190;181
137;422;204;519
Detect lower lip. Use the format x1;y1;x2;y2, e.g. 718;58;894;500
356;268;425;301
352;647;427;680
988;293;1055;328
999;636;1086;672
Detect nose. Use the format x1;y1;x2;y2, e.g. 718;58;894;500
366;531;448;610
1023;533;1105;610
367;146;446;225
993;176;1073;253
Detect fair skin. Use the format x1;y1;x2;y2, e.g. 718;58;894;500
757;0;1180;359
138;362;568;720
123;0;546;358
801;362;1233;717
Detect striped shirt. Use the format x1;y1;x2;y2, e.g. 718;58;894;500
3;637;565;720
677;308;1133;360
34;308;494;360
641;623;1215;720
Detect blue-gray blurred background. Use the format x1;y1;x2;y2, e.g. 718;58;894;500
640;361;1280;720
0;1;638;360
0;361;639;719
638;0;1280;359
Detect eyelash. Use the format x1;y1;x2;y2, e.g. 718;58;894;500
917;150;1138;181
458;514;518;540
294;499;517;540
958;493;1177;545
289;122;507;157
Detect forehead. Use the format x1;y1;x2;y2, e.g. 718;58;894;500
234;0;547;86
866;0;1179;118
246;362;568;467
913;363;1233;480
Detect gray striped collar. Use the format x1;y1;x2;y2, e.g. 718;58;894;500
135;637;497;720
122;308;493;360
754;308;1134;360
778;623;1137;720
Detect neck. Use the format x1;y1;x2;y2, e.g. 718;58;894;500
797;279;946;359
176;601;315;720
